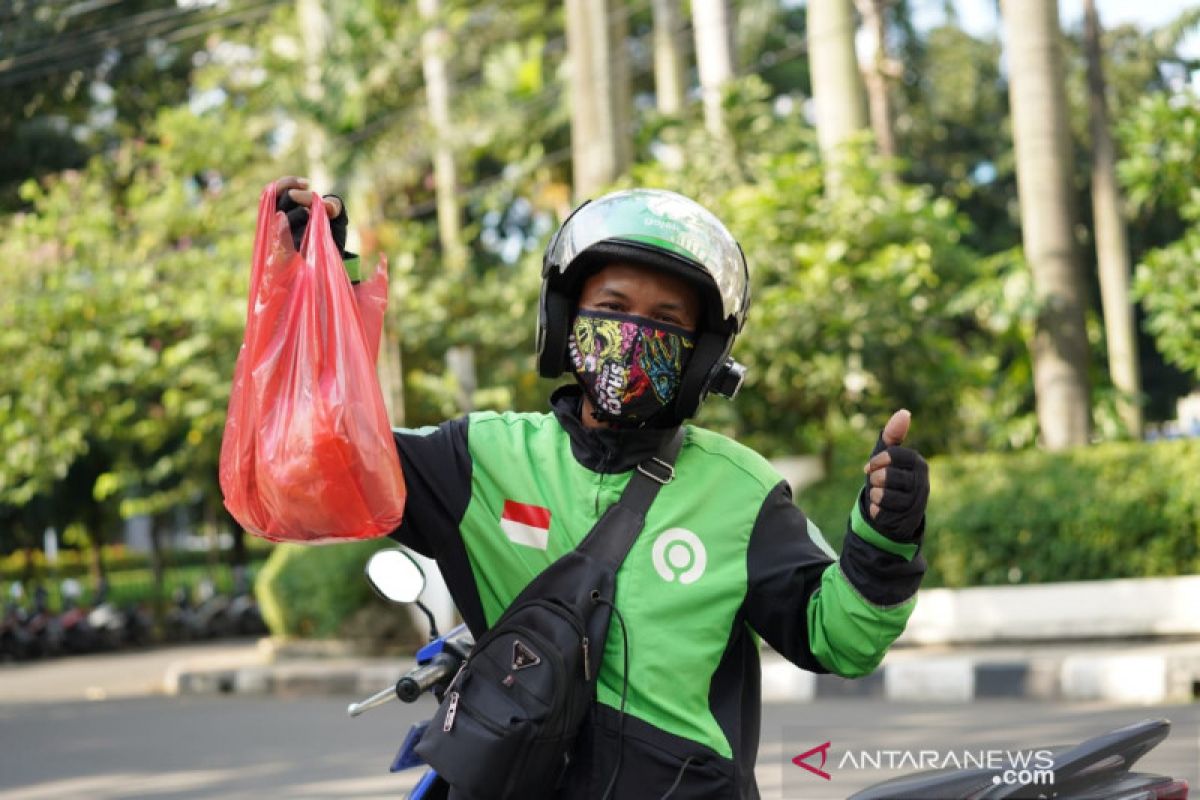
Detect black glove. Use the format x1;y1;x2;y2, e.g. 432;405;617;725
861;435;929;543
276;190;350;257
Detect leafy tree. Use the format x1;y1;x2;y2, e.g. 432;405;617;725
1118;92;1200;382
629;78;988;461
0;0;268;210
0;103;279;572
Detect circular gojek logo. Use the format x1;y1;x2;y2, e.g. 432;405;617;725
651;528;707;584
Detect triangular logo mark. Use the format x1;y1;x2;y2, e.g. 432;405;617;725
512;640;541;671
792;741;832;781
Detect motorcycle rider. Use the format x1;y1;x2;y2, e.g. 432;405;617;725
274;177;930;799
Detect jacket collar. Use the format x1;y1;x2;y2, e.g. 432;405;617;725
549;385;678;474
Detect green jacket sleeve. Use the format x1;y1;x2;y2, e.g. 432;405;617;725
806;489;925;678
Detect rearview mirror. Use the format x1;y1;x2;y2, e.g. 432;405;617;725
365;549;427;604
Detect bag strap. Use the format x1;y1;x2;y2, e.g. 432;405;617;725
576;426;687;569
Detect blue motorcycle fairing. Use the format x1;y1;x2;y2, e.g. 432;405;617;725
407;768;441;800
391;720;430;772
415;623;469;664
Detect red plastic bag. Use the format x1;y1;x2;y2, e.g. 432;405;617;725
219;183;405;543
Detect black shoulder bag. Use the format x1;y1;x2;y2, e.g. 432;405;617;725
414;428;686;800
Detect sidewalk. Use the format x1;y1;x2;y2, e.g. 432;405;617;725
4;637;1198;705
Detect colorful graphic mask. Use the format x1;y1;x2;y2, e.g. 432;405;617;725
568;310;696;424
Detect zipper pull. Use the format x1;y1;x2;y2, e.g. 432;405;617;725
582;636;591;681
443;691;459;732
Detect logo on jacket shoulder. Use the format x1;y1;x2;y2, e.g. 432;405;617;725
651;528;706;584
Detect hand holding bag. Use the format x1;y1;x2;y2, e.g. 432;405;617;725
219;182;405;543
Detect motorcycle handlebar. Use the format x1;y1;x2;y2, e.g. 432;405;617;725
396;652;460;703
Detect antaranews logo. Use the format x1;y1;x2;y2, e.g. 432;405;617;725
790;742;1056;788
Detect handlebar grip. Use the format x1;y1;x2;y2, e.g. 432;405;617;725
396;653;459;702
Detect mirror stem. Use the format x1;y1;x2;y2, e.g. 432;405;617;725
415;600;440;641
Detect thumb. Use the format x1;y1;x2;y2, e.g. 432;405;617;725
870;409;912;456
881;409;911;448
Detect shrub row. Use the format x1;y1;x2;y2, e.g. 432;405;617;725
1;541;270;582
798;438;1200;587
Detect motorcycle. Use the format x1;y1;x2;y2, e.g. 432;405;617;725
1;583;37;661
350;548;1190;800
348;548;470;800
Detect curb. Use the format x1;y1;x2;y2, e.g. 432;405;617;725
760;645;1200;704
166;644;1200;704
164;658;413;698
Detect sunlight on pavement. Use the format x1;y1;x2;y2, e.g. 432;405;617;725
0;764;418;800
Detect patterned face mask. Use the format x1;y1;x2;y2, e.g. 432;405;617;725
568;310;696;424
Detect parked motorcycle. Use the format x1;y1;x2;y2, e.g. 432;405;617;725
348;549;468;800
194;578;236;639
22;584;65;658
1;586;37;661
350;548;1190;800
164;585;207;642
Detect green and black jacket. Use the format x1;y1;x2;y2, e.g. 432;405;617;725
389;386;925;799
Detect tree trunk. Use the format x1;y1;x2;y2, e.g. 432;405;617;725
566;0;631;201
378;327;407;426
22;542;36;584
808;0;868;193
691;0;736;138
296;0;333;192
344;168;405;426
1084;0;1142;438
85;505;107;594
854;0;898;172
228;513;246;569
651;0;687;115
419;0;467;275
149;515;167;631
1001;0;1091;449
418;0;477;411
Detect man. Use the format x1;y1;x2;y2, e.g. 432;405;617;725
276;178;929;799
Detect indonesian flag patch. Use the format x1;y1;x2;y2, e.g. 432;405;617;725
500;500;551;550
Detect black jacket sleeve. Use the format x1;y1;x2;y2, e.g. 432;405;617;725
744;481;926;674
388;417;473;555
743;481;836;673
388;416;488;634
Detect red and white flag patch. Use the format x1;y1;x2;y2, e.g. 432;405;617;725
500;500;551;550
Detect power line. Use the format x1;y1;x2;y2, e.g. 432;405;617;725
0;0;286;87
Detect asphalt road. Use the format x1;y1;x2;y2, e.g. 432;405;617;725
1;695;1196;799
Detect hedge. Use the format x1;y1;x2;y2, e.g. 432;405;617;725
255;538;396;638
797;438;1200;587
1;541;271;582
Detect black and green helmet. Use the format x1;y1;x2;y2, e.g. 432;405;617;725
537;188;750;421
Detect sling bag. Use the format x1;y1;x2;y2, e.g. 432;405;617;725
414;427;687;800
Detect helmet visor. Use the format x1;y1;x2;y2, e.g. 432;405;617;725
545;189;748;325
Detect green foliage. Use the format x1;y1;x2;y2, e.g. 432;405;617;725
800;439;1200;587
630;78;991;458
1118;93;1200;381
896;23;1016;255
5;0;1199;595
0;102;279;545
1133;227;1200;381
255;538;392;638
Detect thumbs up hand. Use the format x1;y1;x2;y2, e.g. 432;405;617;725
862;410;929;542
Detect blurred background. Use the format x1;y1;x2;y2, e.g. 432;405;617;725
0;0;1198;654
